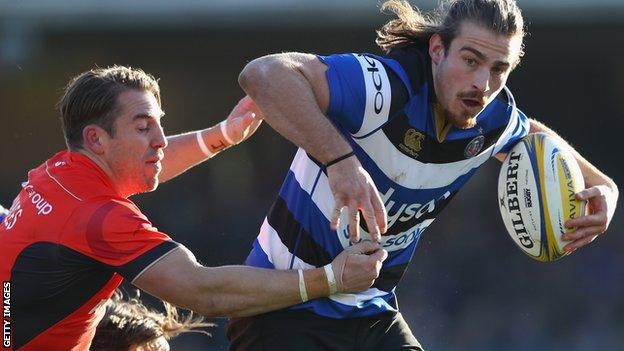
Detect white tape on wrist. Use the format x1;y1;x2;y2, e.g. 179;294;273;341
219;120;236;145
195;131;214;158
298;269;309;303
324;264;338;295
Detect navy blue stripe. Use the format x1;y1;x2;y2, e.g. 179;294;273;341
279;171;345;257
266;194;333;267
290;293;398;318
382;110;507;164
245;239;275;268
373;263;410;292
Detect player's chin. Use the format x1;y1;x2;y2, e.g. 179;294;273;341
143;176;160;193
451;115;478;129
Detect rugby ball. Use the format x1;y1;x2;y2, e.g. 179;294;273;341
498;133;586;262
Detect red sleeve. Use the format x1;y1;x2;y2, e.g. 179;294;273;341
64;198;180;281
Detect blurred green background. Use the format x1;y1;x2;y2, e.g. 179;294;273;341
1;1;622;350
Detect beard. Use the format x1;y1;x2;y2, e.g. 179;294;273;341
441;104;479;129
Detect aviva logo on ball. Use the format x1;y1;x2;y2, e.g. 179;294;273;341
498;133;586;262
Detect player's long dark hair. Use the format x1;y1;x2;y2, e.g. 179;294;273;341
90;289;212;351
376;0;526;66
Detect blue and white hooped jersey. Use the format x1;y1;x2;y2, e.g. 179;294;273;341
244;46;530;319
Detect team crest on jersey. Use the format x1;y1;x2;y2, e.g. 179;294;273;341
464;135;485;158
399;129;425;158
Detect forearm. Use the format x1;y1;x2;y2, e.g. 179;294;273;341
159;124;232;183
529;119;618;191
196;265;329;318
239;54;352;163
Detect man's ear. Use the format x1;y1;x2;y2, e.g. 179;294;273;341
429;33;445;66
82;125;107;155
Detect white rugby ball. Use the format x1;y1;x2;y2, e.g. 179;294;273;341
498;133;586;262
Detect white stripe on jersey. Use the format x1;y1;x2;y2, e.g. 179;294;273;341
289;149;437;252
353;129;497;189
328;287;390;306
258;212;392;306
258;218;315;270
352;54;392;137
290;149;333;221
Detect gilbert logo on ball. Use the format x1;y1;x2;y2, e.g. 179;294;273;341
498;133;587;262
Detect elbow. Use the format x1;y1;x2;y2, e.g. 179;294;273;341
194;294;249;318
238;54;287;97
194;296;224;318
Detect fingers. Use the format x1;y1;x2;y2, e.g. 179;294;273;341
561;225;604;242
576;185;607;201
563;234;599;252
330;202;344;231
565;212;607;229
368;247;388;263
348;203;361;243
347;240;381;254
370;186;387;235
361;202;380;242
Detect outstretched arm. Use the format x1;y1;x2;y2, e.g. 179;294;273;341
496;119;618;253
133;241;387;318
158;96;262;183
239;53;387;242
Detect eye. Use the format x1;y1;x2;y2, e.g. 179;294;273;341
137;126;150;133
464;57;477;67
491;66;506;75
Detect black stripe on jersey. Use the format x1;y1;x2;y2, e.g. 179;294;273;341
372;263;408;292
382;113;507;164
119;240;180;281
379;59;410;121
11;243;115;349
386;44;432;98
266;196;333;267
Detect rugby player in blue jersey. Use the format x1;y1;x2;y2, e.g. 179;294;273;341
230;0;619;349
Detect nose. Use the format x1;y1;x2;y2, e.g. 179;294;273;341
472;68;490;93
152;124;168;150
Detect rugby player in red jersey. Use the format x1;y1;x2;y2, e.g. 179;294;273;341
0;66;387;350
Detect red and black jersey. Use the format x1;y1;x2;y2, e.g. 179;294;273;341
0;151;180;350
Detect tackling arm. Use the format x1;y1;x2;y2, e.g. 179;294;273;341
133;242;387;318
158;96;262;183
496;118;619;252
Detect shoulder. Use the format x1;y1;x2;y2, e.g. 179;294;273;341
70;196;152;236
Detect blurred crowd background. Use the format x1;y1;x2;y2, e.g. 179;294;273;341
1;1;622;350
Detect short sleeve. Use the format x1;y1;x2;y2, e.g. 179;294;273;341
497;108;530;154
67;199;180;281
317;53;409;137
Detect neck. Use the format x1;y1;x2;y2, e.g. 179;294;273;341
73;148;127;197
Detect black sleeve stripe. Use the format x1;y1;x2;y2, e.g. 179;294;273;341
381;60;410;119
115;240;181;282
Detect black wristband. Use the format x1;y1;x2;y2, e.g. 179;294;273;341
325;151;355;168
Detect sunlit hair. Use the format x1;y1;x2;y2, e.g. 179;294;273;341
90;290;213;351
376;0;525;66
58;65;161;150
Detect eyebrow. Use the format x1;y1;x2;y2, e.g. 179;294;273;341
132;111;166;121
460;46;510;68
